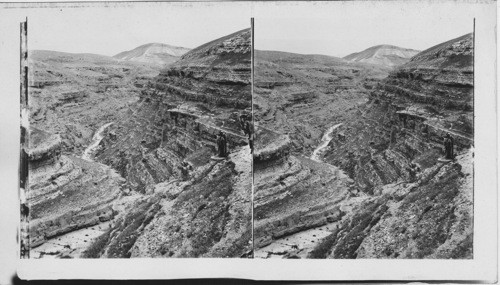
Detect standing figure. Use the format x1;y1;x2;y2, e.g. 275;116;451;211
243;119;254;154
222;132;228;157
244;120;253;138
239;114;247;135
443;133;454;160
216;132;223;157
217;131;228;157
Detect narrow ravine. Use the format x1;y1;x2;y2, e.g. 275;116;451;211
253;122;353;259
82;122;114;161
310;123;343;162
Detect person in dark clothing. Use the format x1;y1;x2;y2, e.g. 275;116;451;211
217;131;228;157
216;132;223;157
20;203;29;221
444;133;454;159
239;115;247;135
222;132;228;156
244;120;253;138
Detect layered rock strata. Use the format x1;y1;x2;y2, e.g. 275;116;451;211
253;126;358;256
154;29;251;109
27;128;123;248
29;50;159;157
254;34;474;259
324;33;473;194
84;28;253;258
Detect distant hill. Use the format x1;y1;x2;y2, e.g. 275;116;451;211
255;50;345;65
32;50;121;64
30;50;159;87
343;45;420;67
113;43;190;66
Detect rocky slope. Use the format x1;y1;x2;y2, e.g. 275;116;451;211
254;50;389;156
325;33;473;193
29;50;160;157
113;43;190;66
27;127;124;253
28;29;252;258
344;45;420;67
155;29;252;109
253;125;362;258
254;33;473;259
84;28;253;258
253;50;389;258
27;50;157;257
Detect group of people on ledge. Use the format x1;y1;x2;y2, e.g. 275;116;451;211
216;114;254;158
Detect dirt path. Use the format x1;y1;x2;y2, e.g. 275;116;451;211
310;123;343;162
82;122;113;161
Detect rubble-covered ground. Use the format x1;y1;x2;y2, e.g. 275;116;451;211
27;29;252;258
254;34;473;259
29;50;160;156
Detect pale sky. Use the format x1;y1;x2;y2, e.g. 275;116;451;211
8;1;480;58
254;1;477;57
25;2;251;56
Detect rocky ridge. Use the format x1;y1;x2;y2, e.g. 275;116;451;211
27;128;123;250
28;29;252;258
253;50;390;156
252;50;390;257
85;28;253;258
254;33;473;259
155;29;252;109
29;50;160;157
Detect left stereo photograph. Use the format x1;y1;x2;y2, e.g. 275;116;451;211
19;10;253;258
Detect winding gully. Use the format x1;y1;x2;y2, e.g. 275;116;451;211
310;123;343;162
82;122;114;161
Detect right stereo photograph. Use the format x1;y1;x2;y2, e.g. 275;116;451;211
252;17;474;259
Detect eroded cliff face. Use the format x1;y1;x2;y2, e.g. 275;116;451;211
154;29;251;109
29;51;159;157
253;127;357;258
253;51;389;156
324;33;473;195
83;28;253;258
95;28;251;195
254;34;473;259
27;128;123;252
252;51;389;258
315;34;474;259
27;29;252;259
